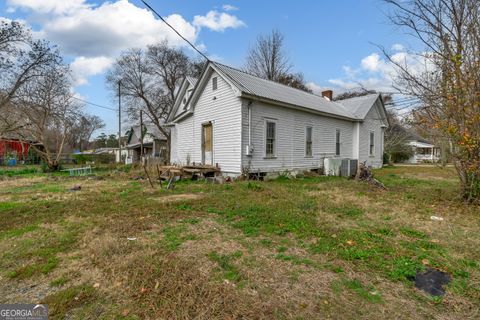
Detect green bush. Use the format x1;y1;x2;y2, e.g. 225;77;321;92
73;154;115;164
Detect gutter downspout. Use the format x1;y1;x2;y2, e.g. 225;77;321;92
248;101;252;148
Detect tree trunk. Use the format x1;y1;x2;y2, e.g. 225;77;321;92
455;160;480;204
47;159;60;172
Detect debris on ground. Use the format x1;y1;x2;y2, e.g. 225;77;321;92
132;176;145;180
354;162;387;190
69;185;81;191
127;237;137;241
206;176;226;184
430;215;444;221
413;268;451;296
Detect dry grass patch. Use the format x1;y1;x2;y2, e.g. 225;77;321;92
152;192;204;203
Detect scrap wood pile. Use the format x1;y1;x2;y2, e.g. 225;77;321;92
138;164;221;189
354;162;387;190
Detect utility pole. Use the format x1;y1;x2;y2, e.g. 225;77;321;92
140;109;144;163
118;80;122;163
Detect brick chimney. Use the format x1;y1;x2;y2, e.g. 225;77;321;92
321;90;333;101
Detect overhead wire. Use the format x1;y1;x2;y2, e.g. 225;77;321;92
72;96;117;111
140;0;210;62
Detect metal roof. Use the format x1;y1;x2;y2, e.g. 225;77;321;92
186;76;198;86
335;93;381;119
213;62;361;120
128;123;167;142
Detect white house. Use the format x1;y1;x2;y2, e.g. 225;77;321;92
407;138;441;163
125;124;167;164
168;62;388;176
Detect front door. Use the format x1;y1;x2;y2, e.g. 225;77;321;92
202;122;213;165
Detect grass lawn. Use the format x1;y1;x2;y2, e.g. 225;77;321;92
0;165;479;319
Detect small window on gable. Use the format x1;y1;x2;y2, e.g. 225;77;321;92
369;131;375;156
212;77;218;91
305;126;313;157
335;129;341;156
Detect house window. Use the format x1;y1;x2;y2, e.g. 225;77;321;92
335;129;341;156
212;77;218;91
305;126;313;157
265;121;276;157
369;131;375;156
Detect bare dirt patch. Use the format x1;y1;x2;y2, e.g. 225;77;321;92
152;193;203;203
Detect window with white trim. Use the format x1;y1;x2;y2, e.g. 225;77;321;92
305;126;313;157
335;129;341;156
265;121;276;157
369;131;375;156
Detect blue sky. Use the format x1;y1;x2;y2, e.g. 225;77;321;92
1;0;416;136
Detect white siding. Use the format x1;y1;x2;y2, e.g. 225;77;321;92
172;71;243;173
170;125;177;162
170;116;195;165
241;100;355;173
358;100;384;168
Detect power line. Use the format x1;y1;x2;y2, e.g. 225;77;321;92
72;96;117;111
140;0;210;62
139;0;206;60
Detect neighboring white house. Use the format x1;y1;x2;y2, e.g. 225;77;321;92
167;62;389;176
407;139;441;163
125;124;167;164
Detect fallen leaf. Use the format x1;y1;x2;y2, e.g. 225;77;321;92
346;240;355;246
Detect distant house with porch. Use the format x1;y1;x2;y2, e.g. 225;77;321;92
406;134;441;163
125;124;167;164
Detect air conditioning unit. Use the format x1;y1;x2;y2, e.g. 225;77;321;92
340;159;358;177
324;158;358;177
323;158;342;176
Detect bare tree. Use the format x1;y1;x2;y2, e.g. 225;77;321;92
333;89;380;101
384;110;414;163
0;20;63;137
384;0;480;202
106;42;193;162
245;30;291;81
68;114;105;151
147;41;191;108
277;73;312;93
17;65;80;171
245;30;312;92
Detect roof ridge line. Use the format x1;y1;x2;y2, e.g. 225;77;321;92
211;61;336;100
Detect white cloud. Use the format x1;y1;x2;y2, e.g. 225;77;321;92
71;56;113;86
327;47;435;94
222;4;239;11
391;43;404;51
7;0;91;15
360;53;382;72
41;1;198;57
6;0;246;86
193;10;246;32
